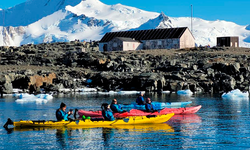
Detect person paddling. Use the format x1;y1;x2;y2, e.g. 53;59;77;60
101;103;115;121
136;92;145;105
56;102;73;121
145;98;156;112
110;99;126;113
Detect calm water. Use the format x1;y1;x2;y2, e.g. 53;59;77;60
1;93;250;149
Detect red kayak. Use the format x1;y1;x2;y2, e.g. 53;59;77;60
78;110;129;118
129;105;201;116
78;105;201;118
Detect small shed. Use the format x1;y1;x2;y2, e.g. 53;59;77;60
217;36;239;47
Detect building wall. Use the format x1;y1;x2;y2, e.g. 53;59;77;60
99;43;107;52
107;38;123;51
230;37;239;47
104;38;141;51
217;37;230;47
123;41;141;51
180;29;195;49
141;39;180;49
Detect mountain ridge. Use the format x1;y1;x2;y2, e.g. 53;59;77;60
0;0;249;47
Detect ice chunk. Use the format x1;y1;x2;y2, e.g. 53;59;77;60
222;89;249;100
177;89;193;96
15;93;53;104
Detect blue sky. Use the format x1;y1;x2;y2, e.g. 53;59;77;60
0;0;249;25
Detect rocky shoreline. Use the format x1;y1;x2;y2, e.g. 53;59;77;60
0;41;250;95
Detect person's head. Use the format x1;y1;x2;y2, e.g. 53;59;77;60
140;92;144;96
60;102;66;111
146;98;151;103
102;103;110;110
112;99;117;104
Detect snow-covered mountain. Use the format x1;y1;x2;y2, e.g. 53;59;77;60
0;0;249;47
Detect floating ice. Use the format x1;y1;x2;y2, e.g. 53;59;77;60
13;88;23;93
177;89;193;96
98;91;144;95
15;93;53;104
76;88;97;92
222;89;249;100
162;91;171;94
58;88;71;93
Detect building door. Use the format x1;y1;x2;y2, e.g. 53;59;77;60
103;44;107;52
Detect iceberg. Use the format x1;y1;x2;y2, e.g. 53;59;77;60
221;89;249;100
15;93;53;104
177;89;193;96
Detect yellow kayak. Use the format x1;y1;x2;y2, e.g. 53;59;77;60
11;123;174;133
5;113;174;128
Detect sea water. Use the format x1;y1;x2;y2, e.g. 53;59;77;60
0;93;250;149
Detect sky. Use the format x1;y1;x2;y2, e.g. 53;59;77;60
0;0;249;25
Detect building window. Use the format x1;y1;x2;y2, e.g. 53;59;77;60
113;42;117;47
231;42;233;47
158;40;162;45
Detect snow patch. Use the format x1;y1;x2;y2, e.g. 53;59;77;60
222;89;249;100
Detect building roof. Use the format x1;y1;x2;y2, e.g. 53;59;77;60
100;27;189;43
114;37;141;43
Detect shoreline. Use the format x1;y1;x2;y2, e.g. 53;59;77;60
0;42;250;95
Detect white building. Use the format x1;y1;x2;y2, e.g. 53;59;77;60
99;27;195;52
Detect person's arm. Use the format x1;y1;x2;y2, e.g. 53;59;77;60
141;97;146;104
152;104;155;111
115;105;124;113
145;104;149;111
107;111;115;121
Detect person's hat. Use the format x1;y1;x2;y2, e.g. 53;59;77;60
60;102;66;108
101;103;109;109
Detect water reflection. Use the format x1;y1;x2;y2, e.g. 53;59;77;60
168;114;202;124
56;128;73;149
102;128;114;147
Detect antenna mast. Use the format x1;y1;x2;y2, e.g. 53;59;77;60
2;9;4;26
191;4;193;34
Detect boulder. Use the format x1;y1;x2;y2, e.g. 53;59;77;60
2;82;13;94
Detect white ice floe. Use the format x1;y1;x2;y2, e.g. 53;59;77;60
58;88;71;93
177;89;193;96
15;93;53;104
222;89;249;100
161;91;171;94
76;88;97;92
13;88;23;93
98;91;144;95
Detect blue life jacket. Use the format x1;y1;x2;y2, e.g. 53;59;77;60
102;110;115;121
110;104;123;113
136;96;145;105
56;109;69;121
145;103;155;112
